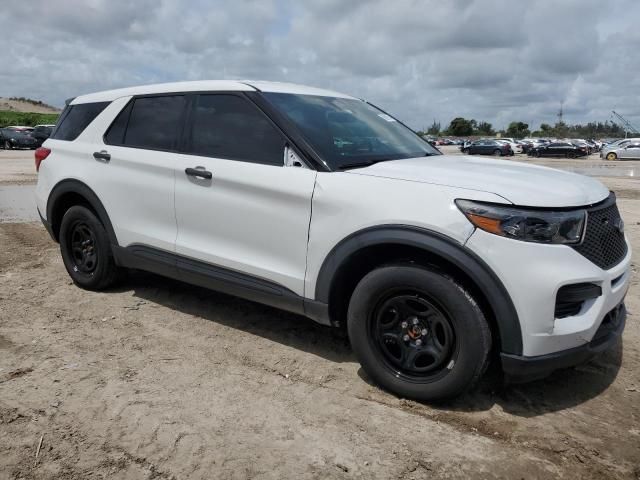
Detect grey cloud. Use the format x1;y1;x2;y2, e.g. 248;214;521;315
1;0;638;130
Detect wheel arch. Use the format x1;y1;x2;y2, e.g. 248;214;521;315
46;179;118;245
314;225;523;355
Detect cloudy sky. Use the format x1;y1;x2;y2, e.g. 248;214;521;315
2;0;639;131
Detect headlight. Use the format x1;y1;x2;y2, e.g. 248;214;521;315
456;199;586;244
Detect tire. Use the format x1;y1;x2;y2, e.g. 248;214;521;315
566;151;576;159
606;152;617;161
3;140;11;150
534;150;541;158
59;205;121;290
493;149;502;156
347;265;491;402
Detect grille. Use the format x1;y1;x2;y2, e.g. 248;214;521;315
572;194;627;270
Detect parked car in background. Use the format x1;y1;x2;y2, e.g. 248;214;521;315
496;139;523;154
462;139;512;156
600;138;640;158
0;126;38;149
603;142;640;160
571;140;593;154
32;124;56;147
528;142;587;158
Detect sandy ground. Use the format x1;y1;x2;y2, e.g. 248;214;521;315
0;149;639;479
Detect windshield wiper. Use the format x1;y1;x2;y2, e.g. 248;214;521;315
338;160;382;170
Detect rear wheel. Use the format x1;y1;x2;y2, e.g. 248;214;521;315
606;152;617;161
59;206;121;290
3;140;11;150
348;266;491;402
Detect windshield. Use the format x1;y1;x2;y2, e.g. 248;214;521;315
263;93;439;169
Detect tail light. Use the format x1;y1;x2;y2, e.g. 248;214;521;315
35;147;51;172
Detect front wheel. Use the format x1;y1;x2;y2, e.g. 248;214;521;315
348;266;491;402
493;149;502;156
3;140;11;150
59;205;121;290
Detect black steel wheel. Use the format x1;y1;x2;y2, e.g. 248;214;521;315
371;292;456;380
68;221;98;274
59;205;121;290
348;265;491;402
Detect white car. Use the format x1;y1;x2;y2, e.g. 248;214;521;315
495;139;523;154
35;81;630;401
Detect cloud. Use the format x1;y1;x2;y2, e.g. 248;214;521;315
1;0;638;130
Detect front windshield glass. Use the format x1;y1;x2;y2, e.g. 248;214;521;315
263;93;439;169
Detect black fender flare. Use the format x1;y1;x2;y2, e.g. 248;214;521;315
314;225;523;355
46;179;119;245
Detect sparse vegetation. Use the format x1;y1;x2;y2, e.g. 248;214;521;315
8;96;58;111
0;111;59;127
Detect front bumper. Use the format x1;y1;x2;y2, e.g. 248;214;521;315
465;228;631;357
501;302;626;382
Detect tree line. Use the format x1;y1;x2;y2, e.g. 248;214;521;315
419;118;626;139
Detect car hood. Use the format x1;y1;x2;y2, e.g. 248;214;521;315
345;155;609;207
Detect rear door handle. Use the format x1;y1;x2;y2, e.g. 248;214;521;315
185;167;212;180
93;150;111;162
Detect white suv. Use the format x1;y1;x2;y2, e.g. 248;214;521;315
35;81;630;401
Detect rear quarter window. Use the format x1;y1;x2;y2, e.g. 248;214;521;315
51;102;110;141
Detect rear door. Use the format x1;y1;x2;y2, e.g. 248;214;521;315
173;93;316;296
620;142;640;159
99;94;186;251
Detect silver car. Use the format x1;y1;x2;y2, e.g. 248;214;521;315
604;141;640;160
601;137;640;159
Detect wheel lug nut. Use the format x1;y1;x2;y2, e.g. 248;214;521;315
403;334;410;342
421;328;428;336
412;318;419;325
401;321;408;329
415;339;422;346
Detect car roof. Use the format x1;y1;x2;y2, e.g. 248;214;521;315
71;80;356;105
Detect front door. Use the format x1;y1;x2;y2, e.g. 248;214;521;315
173;93;316;296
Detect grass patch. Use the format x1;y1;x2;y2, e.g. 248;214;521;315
0;111;59;128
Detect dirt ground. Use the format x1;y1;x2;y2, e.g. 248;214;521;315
1;150;639;479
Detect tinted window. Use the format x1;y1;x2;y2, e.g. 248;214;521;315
187;94;284;165
51;102;109;141
123;95;186;150
104;100;133;145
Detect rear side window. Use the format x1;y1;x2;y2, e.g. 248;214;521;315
51;102;109;141
187;94;284;165
119;95;186;150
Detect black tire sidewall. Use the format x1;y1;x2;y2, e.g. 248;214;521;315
348;266;491;401
59;205;116;290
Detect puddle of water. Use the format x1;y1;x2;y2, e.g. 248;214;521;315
559;166;638;178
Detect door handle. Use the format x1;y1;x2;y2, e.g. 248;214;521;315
185;167;212;180
93;150;111;161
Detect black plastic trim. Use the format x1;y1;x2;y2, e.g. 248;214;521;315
111;244;331;324
38;208;56;241
46;179;119;245
502;303;626;382
315;225;523;354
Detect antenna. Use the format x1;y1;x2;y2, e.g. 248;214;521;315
557;101;564;125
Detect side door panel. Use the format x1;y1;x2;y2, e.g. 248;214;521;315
173;93;316;296
79;96;180;251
